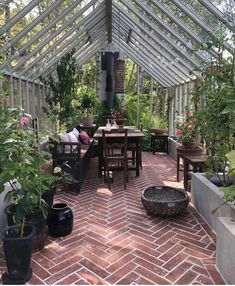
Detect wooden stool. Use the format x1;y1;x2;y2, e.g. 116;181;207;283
151;133;168;154
183;154;208;191
176;145;205;182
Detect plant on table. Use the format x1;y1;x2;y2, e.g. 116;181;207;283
175;106;200;145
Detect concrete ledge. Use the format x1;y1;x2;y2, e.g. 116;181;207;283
191;173;235;231
168;137;181;161
216;217;235;284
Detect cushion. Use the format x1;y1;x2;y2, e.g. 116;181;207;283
58;132;79;153
70;128;80;141
79;130;90;145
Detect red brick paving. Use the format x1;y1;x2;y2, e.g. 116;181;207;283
0;152;225;284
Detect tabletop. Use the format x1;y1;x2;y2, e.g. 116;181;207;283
93;126;145;138
183;154;208;163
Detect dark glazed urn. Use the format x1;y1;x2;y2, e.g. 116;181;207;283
47;203;73;237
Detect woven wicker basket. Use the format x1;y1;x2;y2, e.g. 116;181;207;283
141;186;189;217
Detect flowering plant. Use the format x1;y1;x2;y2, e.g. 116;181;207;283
111;107;127;120
0;107;55;235
175;108;199;144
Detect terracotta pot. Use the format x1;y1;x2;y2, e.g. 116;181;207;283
82;117;93;127
181;142;196;149
151;128;168;134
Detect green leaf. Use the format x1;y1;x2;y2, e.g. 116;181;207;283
220;185;235;203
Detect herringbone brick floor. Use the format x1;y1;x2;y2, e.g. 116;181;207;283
0;152;225;285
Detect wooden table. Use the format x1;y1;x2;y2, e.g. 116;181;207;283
183;154;208;190
93;126;145;178
151;133;169;154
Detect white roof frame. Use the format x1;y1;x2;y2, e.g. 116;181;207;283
112;6;195;81
0;0;232;87
17;7;106;77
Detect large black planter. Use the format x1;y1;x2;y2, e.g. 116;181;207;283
5;204;48;253
1;224;33;284
47;203;73;237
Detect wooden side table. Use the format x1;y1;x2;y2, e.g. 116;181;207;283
176;145;205;182
183;154;208;191
151;133;169;154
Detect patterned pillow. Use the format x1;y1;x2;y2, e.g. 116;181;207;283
70;128;80;141
79;130;90;145
58;132;78;153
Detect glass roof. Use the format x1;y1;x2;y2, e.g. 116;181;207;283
0;0;234;87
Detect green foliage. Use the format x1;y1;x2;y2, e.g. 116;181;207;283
220;185;235;203
219;150;235;203
78;87;99;117
197;36;235;185
0;107;55;236
124;92;167;151
42;49;79;128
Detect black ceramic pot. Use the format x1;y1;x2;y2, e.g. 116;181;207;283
1;224;33;284
5;204;48;253
47;203;73;237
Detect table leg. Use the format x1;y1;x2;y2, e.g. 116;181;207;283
183;159;189;190
98;138;102;178
177;154;180;181
136;138;140;176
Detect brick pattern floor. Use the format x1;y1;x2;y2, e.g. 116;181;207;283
0;152;225;285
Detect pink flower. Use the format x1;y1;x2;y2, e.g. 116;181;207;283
183;120;189;125
176;129;183;136
184;111;191;116
19;116;29;126
192;118;198;125
188;125;193;131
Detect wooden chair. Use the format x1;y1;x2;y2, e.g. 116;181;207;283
127;125;142;171
102;129;128;189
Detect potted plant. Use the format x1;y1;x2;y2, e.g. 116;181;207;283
0;107;56;283
80;88;98;127
191;37;235;230
175;106;200;148
111;107;127;128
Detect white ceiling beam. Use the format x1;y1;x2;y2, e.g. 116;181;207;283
117;0;201;69
0;0;42;37
170;0;233;53
0;0;100;70
198;0;234;31
112;30;177;86
0;0;64;54
131;0;207;62
112;38;169;87
112;8;193;80
113;3;198;75
112;21;184;83
148;0;218;58
76;38;107;66
31;28;106;81
106;0;112;43
12;7;105;75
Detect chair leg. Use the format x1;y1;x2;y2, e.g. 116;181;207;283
139;150;142;169
124;164;127;190
107;165;111;189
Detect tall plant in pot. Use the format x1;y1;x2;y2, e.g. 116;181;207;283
79;88;98;126
197;38;235;187
0;108;55;284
